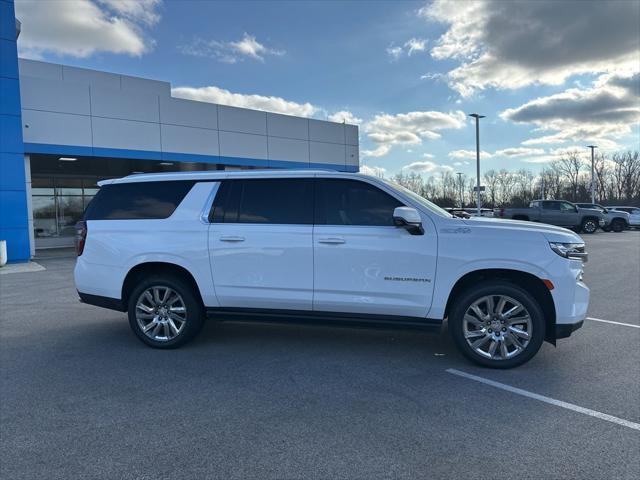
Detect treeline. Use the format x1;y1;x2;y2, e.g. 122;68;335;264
390;150;640;208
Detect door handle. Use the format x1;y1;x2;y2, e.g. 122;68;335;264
219;235;245;242
318;237;345;244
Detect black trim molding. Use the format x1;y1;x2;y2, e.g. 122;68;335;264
555;320;584;339
206;307;443;331
78;292;126;312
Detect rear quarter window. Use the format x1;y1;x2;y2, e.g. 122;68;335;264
84;181;196;220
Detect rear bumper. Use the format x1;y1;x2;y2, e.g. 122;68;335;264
78;291;126;312
555;319;584;339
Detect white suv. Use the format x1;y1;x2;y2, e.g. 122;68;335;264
74;170;589;368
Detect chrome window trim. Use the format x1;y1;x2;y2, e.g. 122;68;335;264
199;181;221;225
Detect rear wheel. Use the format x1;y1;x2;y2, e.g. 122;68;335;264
449;281;545;368
128;274;204;348
581;218;598;234
611;219;625;232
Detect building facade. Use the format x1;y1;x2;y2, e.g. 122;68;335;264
0;0;359;261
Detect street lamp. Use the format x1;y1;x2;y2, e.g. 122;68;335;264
587;145;597;203
456;172;464;208
469;113;485;216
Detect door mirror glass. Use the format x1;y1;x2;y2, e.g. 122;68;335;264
393;207;424;235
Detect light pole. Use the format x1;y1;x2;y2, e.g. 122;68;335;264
587;145;597;203
456;172;464;208
469;113;485;216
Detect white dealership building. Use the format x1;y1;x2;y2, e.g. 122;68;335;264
0;0;358;260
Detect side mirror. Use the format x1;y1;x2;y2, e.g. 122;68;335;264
393;207;424;235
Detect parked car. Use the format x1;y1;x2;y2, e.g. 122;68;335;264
608;206;640;229
575;203;629;232
444;208;471;218
465;208;495;217
497;200;605;233
75;170;589;368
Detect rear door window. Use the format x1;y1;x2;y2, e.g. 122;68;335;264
84;181;196;220
210;178;314;225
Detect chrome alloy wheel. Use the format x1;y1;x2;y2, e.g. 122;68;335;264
462;295;532;360
135;286;187;342
583;220;597;233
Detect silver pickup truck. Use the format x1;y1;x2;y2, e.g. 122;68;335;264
575;203;630;232
496;199;606;233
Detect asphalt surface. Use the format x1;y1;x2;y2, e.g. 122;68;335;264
1;231;639;479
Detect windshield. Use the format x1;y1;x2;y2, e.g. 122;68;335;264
381;178;454;218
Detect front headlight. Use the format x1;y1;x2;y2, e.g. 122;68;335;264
549;242;588;262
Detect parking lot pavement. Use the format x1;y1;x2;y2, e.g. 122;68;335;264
1;232;639;479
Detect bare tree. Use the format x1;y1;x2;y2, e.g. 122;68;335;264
483;169;499;207
376;149;639;208
611;151;640;202
553;151;583;201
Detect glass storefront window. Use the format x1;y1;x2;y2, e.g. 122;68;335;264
33;196;57;238
32;176;103;246
57;196;84;237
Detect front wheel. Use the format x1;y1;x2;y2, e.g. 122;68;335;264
611;219;625;232
449;281;545;368
581;218;598;234
128;274;204;348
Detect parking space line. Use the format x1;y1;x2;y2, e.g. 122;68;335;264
586;317;640;329
446;369;640;432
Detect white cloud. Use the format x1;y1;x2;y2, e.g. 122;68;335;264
179;33;284;63
448;149;492;159
503;72;639;150
171;86;318;117
519;146;590;164
387;38;428;59
422;0;640;96
360;165;387;177
98;0;161;26
363;110;466;157
403;161;453;173
16;0;161;58
495;147;545;157
361;145;391;158
386;45;403;60
328;110;362;125
452;160;470;167
422;153;434;159
404;38;428;56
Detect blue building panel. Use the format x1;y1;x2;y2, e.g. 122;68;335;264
0;38;19;79
0;0;30;262
0;1;15;41
23;142;354;172
0;77;22;115
0;151;25;189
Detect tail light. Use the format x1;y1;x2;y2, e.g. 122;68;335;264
498;208;505;217
75;221;87;256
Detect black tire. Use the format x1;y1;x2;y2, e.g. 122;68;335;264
601;225;611;232
127;274;204;348
611;219;625;232
580;218;598;234
449;281;545;369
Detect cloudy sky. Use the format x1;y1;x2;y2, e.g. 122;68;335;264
14;0;640;177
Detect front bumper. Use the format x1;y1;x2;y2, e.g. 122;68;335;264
555;319;584;339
